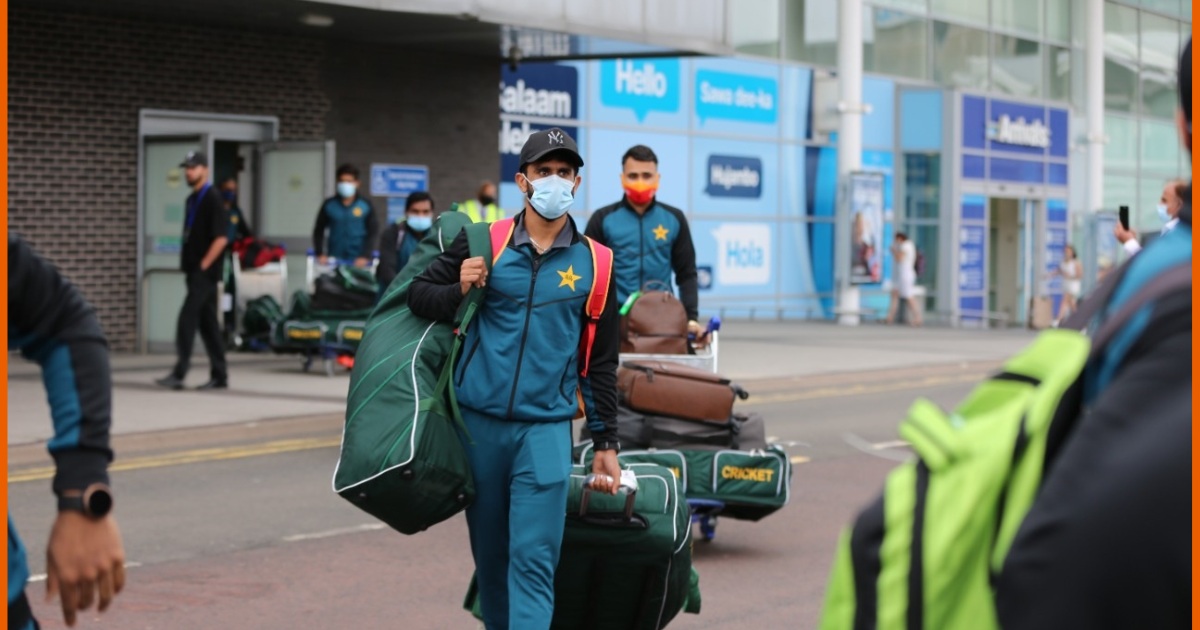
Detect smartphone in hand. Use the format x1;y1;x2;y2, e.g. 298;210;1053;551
1119;205;1130;230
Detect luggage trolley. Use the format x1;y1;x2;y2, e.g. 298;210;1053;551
275;251;378;377
617;318;734;541
229;250;288;350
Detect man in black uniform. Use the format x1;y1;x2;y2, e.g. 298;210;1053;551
156;150;230;390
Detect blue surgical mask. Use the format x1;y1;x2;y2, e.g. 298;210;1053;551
337;182;357;199
1156;203;1172;224
522;174;575;220
407;215;432;232
221;190;236;203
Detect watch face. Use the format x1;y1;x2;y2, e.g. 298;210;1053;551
85;486;113;517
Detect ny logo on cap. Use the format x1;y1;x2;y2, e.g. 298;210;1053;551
547;130;564;145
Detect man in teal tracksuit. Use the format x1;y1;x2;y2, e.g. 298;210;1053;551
585;144;701;336
312;163;379;267
409;128;622;630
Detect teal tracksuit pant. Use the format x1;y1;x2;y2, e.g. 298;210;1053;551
459;406;573;630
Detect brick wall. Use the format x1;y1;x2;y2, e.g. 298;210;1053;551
9;7;498;351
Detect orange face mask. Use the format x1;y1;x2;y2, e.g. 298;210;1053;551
622;174;659;205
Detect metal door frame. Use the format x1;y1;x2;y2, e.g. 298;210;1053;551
137;109;278;352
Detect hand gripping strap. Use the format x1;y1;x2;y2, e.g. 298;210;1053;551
579;237;613;377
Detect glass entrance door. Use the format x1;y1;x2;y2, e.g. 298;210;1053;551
141;136;204;352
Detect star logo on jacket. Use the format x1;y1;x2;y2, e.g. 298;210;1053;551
557;265;582;291
548;130;564;145
353;207;363;217
653;224;669;241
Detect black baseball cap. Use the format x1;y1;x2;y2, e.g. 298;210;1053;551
180;150;208;168
518;127;584;171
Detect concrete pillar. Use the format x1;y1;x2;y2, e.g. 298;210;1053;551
836;0;864;325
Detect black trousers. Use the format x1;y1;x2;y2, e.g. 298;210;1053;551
172;271;227;382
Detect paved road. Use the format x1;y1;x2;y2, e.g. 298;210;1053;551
9;362;994;629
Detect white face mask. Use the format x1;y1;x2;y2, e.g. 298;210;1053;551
337;182;357;199
522;174;575;220
1156;203;1173;224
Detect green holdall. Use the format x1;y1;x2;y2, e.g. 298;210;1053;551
331;211;498;535
465;464;701;629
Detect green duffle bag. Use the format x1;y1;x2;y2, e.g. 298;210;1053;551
464;464;701;629
576;443;692;493
331;210;489;535
683;445;793;521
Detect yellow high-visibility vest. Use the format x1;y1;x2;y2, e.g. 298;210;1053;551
461;199;504;223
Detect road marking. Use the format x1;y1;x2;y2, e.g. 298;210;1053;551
870;440;910;450
7;437;342;484
789;456;810;464
282;523;387;542
8;373;974;482
743;373;985;407
843;433;914;462
27;561;142;583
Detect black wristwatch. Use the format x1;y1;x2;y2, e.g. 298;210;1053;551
593;440;621;453
58;483;114;518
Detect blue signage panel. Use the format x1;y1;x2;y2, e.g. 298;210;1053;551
499;63;579;120
695;70;777;125
370;164;429;197
962;95;987;150
987;99;1049;157
958;225;986;292
692;219;775;296
705;155;763;199
691;58;780;137
595;58;683;125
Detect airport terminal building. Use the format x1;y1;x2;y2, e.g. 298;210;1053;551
9;0;1190;350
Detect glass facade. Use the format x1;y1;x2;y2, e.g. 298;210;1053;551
564;0;1190;314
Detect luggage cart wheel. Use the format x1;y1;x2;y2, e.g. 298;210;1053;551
301;353;314;373
323;358;335;377
699;515;717;541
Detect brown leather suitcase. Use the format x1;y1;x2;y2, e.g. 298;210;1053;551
617;360;748;423
621;290;689;354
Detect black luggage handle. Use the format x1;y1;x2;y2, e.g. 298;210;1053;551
581;471;638;521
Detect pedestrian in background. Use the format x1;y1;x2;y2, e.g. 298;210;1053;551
156;151;230;391
1049;244;1082;324
586;144;702;338
219;176;253;338
312;164;379;268
1113;178;1185;255
885;231;922;327
461;180;503;223
376;191;435;293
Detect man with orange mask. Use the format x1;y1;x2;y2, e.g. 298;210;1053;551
585;145;700;336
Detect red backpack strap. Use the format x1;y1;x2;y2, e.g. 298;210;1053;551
488;218;516;267
579;236;613;377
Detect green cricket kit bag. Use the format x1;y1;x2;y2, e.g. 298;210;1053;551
818;259;1192;630
332;212;506;534
465;465;701;629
